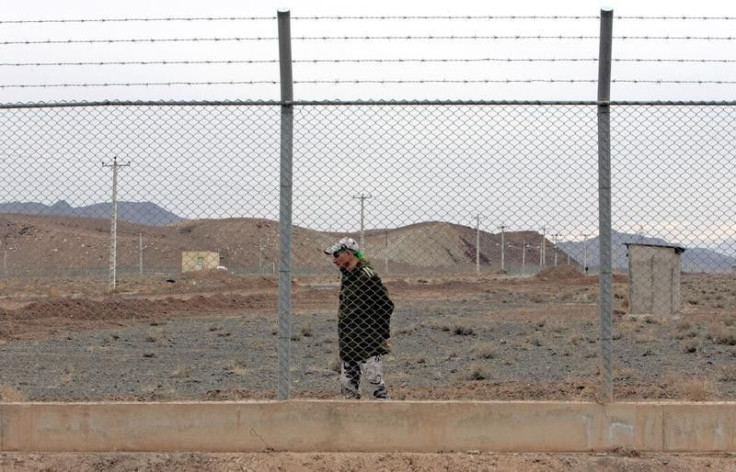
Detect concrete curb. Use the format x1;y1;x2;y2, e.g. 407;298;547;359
1;401;735;452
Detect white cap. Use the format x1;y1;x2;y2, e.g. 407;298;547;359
324;237;360;255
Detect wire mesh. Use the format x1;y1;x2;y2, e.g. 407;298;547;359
0;102;734;402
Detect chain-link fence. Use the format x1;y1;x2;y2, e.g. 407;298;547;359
0;102;734;402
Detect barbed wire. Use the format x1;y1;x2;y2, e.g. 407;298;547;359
0;16;275;24
0;59;280;67
4;57;736;67
6;35;736;46
0;81;278;89
4;78;736;89
3;15;736;25
0;37;271;46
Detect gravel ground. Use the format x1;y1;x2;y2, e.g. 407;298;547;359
1;268;735;402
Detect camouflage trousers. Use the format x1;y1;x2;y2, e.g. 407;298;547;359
340;354;389;400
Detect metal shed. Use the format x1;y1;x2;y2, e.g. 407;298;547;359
625;243;686;317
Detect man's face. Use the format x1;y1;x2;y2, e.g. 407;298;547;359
332;249;355;270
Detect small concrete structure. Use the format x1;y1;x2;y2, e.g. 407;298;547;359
626;243;685;317
181;251;220;273
1;401;735;452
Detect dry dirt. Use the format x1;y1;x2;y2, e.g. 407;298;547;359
1;266;735;471
2;450;735;472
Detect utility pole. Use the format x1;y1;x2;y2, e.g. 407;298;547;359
540;226;546;268
475;215;481;274
353;193;372;251
103;156;129;293
384;230;389;275
521;240;527;275
550;233;562;266
581;233;589;275
138;233;146;276
498;225;506;271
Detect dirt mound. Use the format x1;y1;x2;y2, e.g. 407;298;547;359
535;265;584;281
0;292;276;339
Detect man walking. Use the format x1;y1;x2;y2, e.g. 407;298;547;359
324;237;394;399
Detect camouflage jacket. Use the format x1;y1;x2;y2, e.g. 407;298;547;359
337;259;394;362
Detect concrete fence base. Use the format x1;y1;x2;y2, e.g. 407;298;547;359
1;401;735;452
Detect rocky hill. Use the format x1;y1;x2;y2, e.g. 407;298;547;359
0;213;553;277
0;200;184;226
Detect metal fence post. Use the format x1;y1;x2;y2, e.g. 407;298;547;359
597;8;614;402
277;9;294;400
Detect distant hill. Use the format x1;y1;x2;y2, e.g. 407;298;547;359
0;200;185;226
557;231;736;273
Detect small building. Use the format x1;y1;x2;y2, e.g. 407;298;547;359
181;251;220;273
625;243;686;317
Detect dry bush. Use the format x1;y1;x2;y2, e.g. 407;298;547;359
300;323;313;338
0;384;27;402
171;364;192;378
707;326;736;345
681;338;700;353
615;368;636;381
472;342;497;360
452;323;475;336
465;363;493;381
674;321;699;340
328;355;341;373
718;364;736;382
227;360;247;377
666;373;718;401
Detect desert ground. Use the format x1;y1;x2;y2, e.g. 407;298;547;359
1;265;735;403
1;263;735;470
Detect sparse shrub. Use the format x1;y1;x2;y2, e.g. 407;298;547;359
0;385;27;402
472;342;497;359
465;363;492;381
707;326;736;346
675;321;693;331
681;339;700;353
328;356;341;373
674;377;718;401
227;360;247;376
615;368;635;381
717;364;736;382
300;323;313;338
171;365;191;378
453;324;475;336
530;336;543;347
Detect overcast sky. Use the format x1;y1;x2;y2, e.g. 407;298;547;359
1;1;734;253
2;0;736;102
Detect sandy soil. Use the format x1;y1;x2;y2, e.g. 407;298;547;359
2;451;736;472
